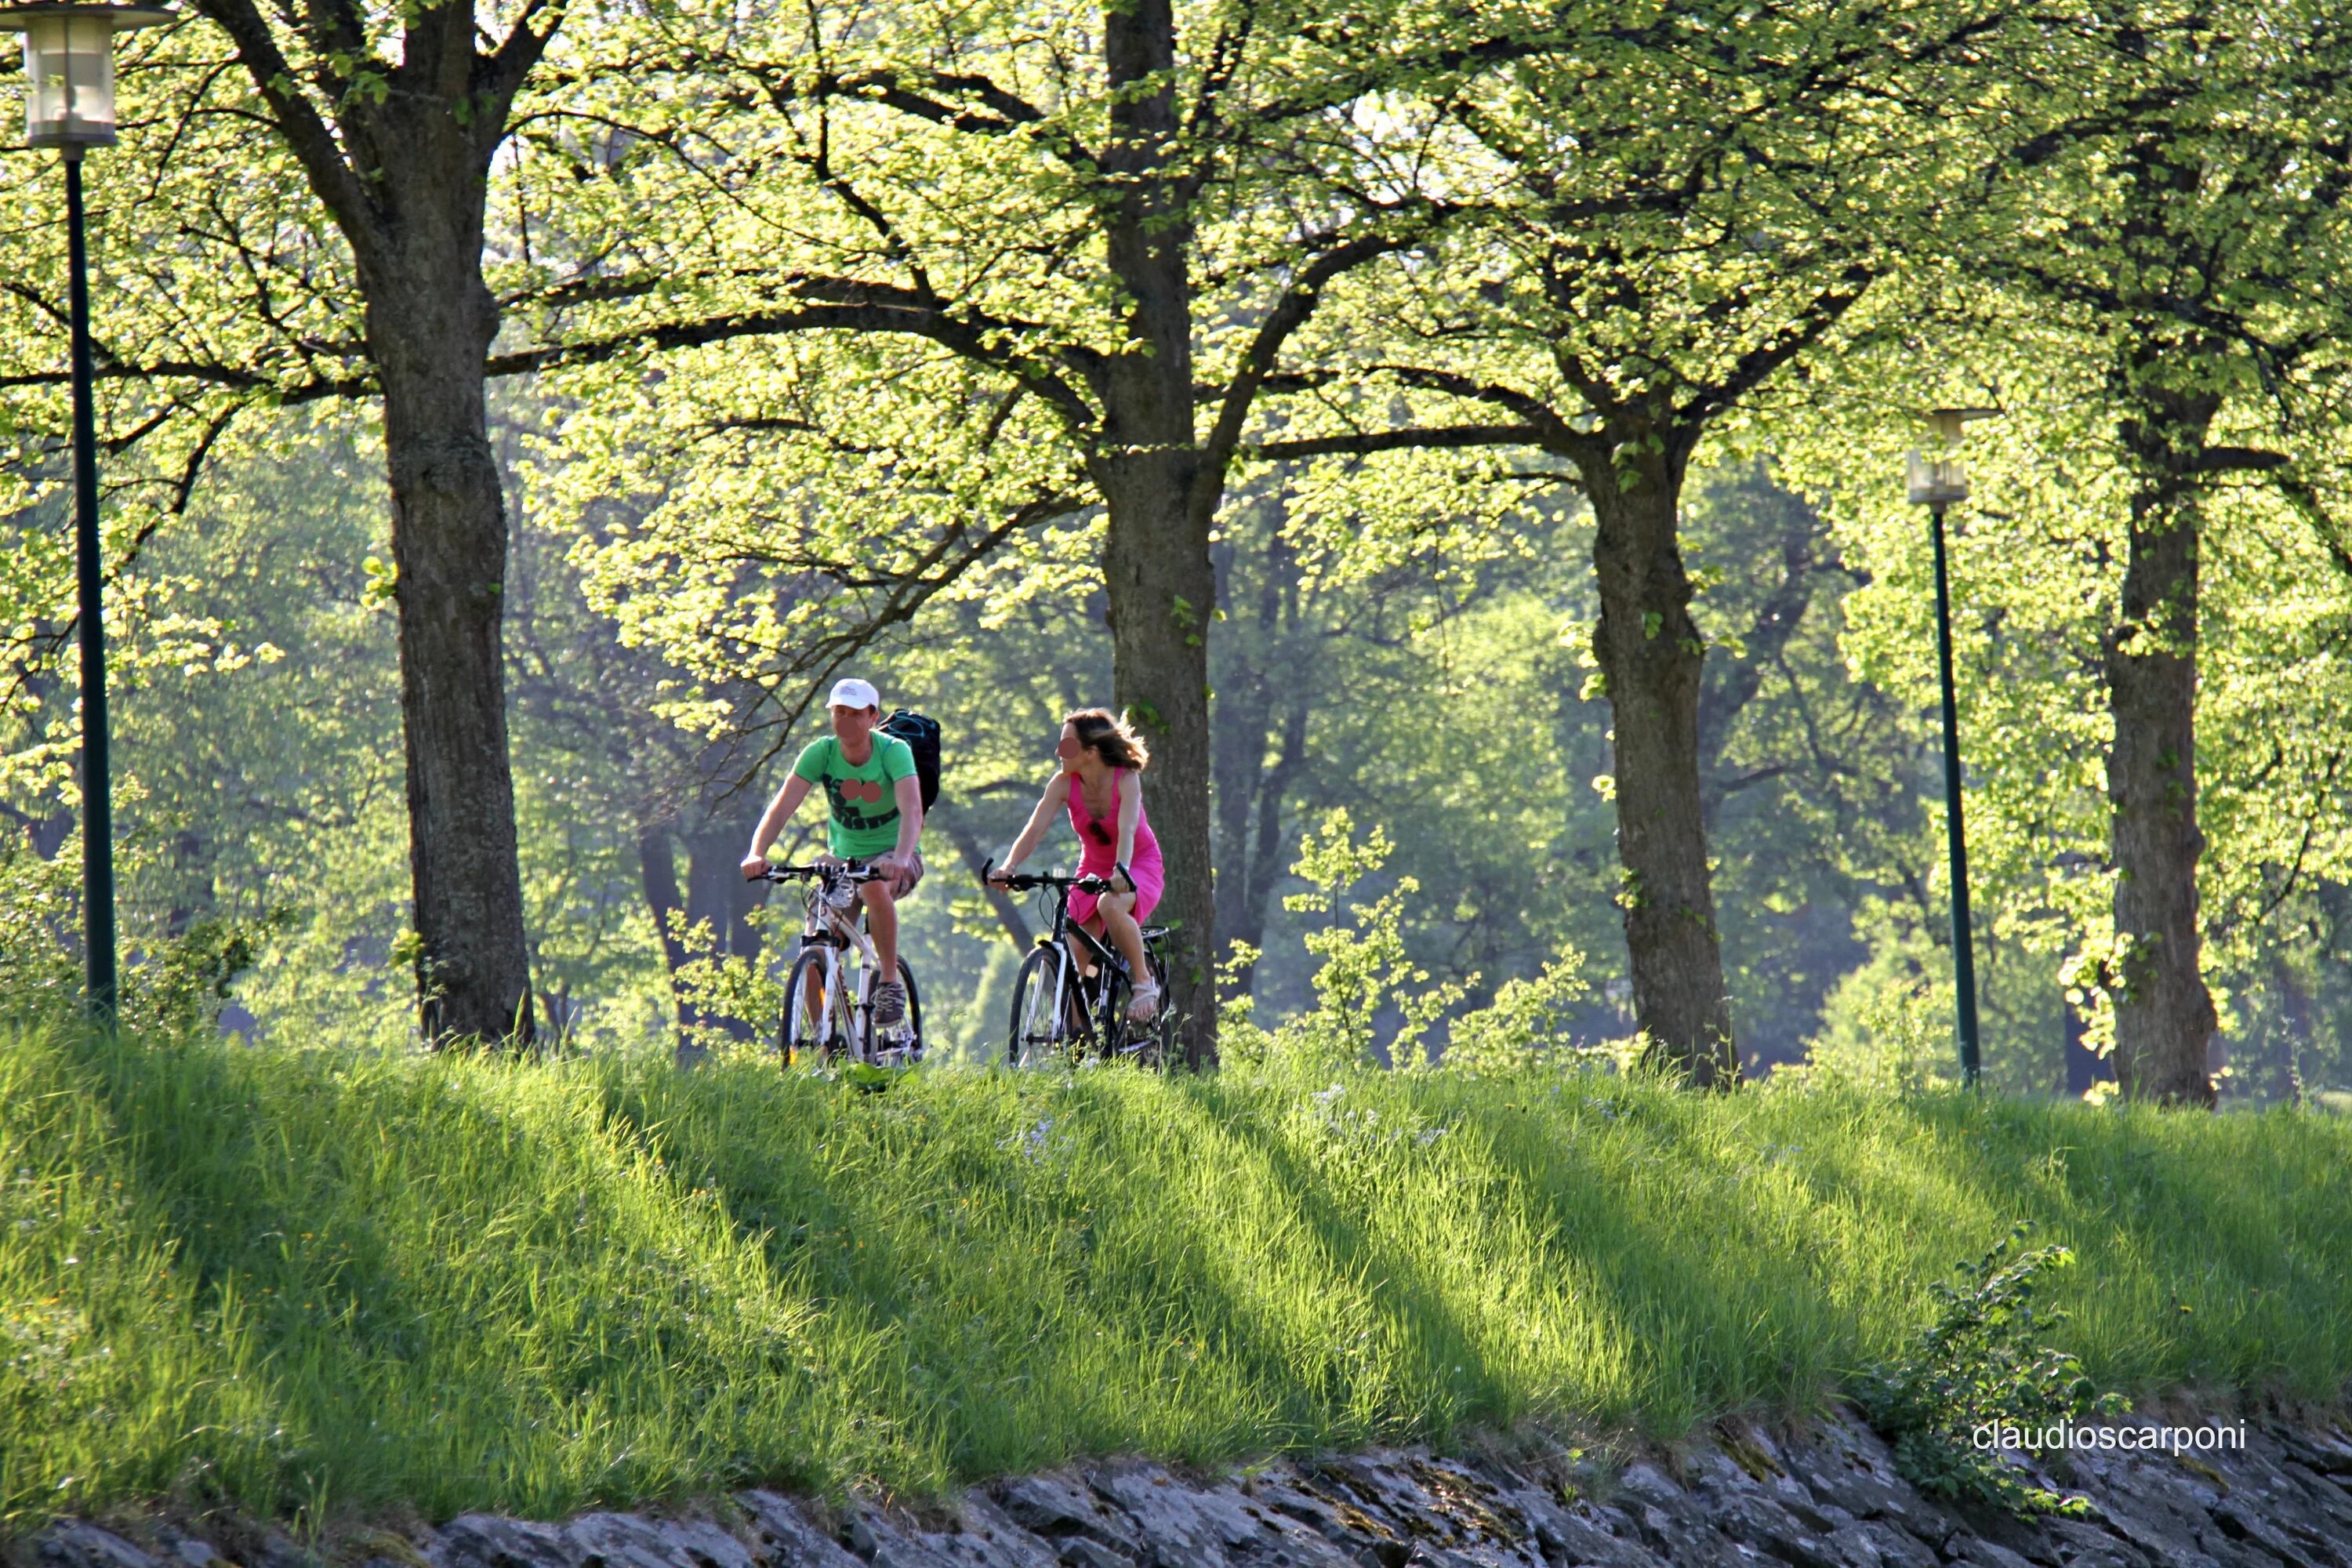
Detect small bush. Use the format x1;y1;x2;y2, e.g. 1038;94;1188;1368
1223;811;1470;1074
1;846;281;1033
1857;1222;2127;1516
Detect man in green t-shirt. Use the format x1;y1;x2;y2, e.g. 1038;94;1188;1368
741;677;926;1026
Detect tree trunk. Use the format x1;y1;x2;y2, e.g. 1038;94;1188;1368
372;239;536;1047
1696;480;1820;831
2105;387;2218;1107
1097;0;1218;1064
1100;459;1219;1066
635;825;706;1067
686;823;764;964
2270;956;2310;1107
639;826;690;977
165;828;214;938
938;815;1034;948
2062;994;2111;1097
1577;435;1737;1085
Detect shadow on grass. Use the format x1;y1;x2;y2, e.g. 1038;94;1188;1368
7;1022;2348;1529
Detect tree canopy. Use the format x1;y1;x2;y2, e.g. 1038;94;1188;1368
3;0;2350;1102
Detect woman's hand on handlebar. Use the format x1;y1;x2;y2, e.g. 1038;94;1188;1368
740;851;769;881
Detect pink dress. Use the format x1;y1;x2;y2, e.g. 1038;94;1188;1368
1066;767;1163;926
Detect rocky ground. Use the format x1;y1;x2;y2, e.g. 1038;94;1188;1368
24;1410;2352;1568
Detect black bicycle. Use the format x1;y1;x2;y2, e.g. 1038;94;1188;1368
764;862;924;1072
982;860;1171;1069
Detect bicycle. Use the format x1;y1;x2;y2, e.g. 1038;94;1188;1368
982;859;1172;1069
763;862;924;1073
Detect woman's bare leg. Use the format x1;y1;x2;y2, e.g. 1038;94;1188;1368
1086;893;1150;989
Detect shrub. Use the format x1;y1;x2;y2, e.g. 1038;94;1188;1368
1223;811;1469;1073
1857;1222;2126;1516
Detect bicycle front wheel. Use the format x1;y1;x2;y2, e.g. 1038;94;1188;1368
1006;946;1077;1069
782;949;844;1068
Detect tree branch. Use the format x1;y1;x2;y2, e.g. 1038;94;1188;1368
1248;424;1547;462
188;0;380;249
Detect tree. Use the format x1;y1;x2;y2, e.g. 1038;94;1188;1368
1780;4;2352;1104
123;0;594;1043
526;0;1577;1062
1977;6;2352;1104
1254;0;2013;1082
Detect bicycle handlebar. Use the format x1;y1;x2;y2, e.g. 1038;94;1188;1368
980;858;1113;895
764;862;885;885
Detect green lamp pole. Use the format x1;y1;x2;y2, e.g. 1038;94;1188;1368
1906;408;1999;1087
2;0;169;1022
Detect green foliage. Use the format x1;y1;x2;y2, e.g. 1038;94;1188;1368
0;850;281;1036
121;913;289;1039
0;853;77;1016
1859;1225;2128;1518
2;0;2350;1098
1440;960;1602;1077
1802;956;1961;1096
1224;811;1472;1073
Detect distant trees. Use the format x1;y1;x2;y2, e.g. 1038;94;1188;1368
531;0;1597;1065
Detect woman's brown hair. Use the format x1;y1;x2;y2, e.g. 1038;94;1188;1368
1065;708;1150;771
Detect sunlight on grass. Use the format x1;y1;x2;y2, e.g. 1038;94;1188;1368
2;1018;2347;1527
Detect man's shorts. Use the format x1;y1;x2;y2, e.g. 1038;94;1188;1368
845;851;924;898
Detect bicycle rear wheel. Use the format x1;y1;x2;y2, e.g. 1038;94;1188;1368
1094;963;1135;1061
781;949;844;1068
1105;945;1171;1067
1006;946;1079;1068
867;958;924;1067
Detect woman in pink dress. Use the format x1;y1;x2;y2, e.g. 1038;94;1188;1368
989;709;1166;1022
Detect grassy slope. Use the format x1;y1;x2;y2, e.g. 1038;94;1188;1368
2;1022;2347;1530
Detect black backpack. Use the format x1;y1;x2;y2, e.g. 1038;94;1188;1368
879;710;943;811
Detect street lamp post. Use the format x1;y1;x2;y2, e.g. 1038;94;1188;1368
1906;408;1998;1087
2;1;169;1023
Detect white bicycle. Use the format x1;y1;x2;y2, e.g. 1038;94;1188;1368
763;862;924;1073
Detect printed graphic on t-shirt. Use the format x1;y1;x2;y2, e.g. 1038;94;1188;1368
825;772;896;829
791;735;917;858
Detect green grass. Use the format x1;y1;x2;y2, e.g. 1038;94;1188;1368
3;1019;2348;1530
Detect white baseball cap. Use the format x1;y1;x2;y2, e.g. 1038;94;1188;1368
827;677;880;711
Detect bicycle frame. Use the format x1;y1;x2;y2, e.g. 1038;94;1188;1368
769;864;888;1062
985;859;1167;1062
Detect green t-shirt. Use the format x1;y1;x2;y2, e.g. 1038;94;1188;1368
791;734;918;858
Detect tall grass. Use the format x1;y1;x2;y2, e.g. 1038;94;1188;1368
2;1018;2347;1529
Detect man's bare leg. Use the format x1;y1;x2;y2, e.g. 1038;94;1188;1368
860;881;899;976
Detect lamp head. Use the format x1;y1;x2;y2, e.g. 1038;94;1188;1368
2;2;171;152
1905;406;2002;508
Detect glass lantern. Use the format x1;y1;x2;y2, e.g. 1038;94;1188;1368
3;3;170;150
1905;408;1998;507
